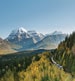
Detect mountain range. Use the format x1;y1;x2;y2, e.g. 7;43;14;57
33;34;66;49
0;27;66;54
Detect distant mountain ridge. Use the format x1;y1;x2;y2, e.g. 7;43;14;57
51;31;63;35
5;27;66;51
33;34;66;49
6;27;44;43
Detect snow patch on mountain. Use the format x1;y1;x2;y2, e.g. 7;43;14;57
28;30;44;42
10;27;27;35
28;30;44;37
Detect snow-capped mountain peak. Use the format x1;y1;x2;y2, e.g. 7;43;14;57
7;27;30;40
6;27;45;43
9;27;27;35
18;27;27;33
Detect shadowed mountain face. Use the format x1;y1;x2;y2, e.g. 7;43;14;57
33;34;66;49
51;31;63;35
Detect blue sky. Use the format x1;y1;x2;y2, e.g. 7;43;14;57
0;0;75;38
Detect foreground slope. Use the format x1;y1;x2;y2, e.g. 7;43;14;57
0;51;75;81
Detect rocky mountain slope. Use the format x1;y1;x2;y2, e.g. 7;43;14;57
33;34;66;49
0;38;16;54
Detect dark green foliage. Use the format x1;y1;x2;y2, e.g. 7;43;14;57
53;32;75;77
0;49;50;78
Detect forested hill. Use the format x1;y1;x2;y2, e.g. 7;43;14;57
0;52;75;81
53;32;75;77
58;32;75;50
